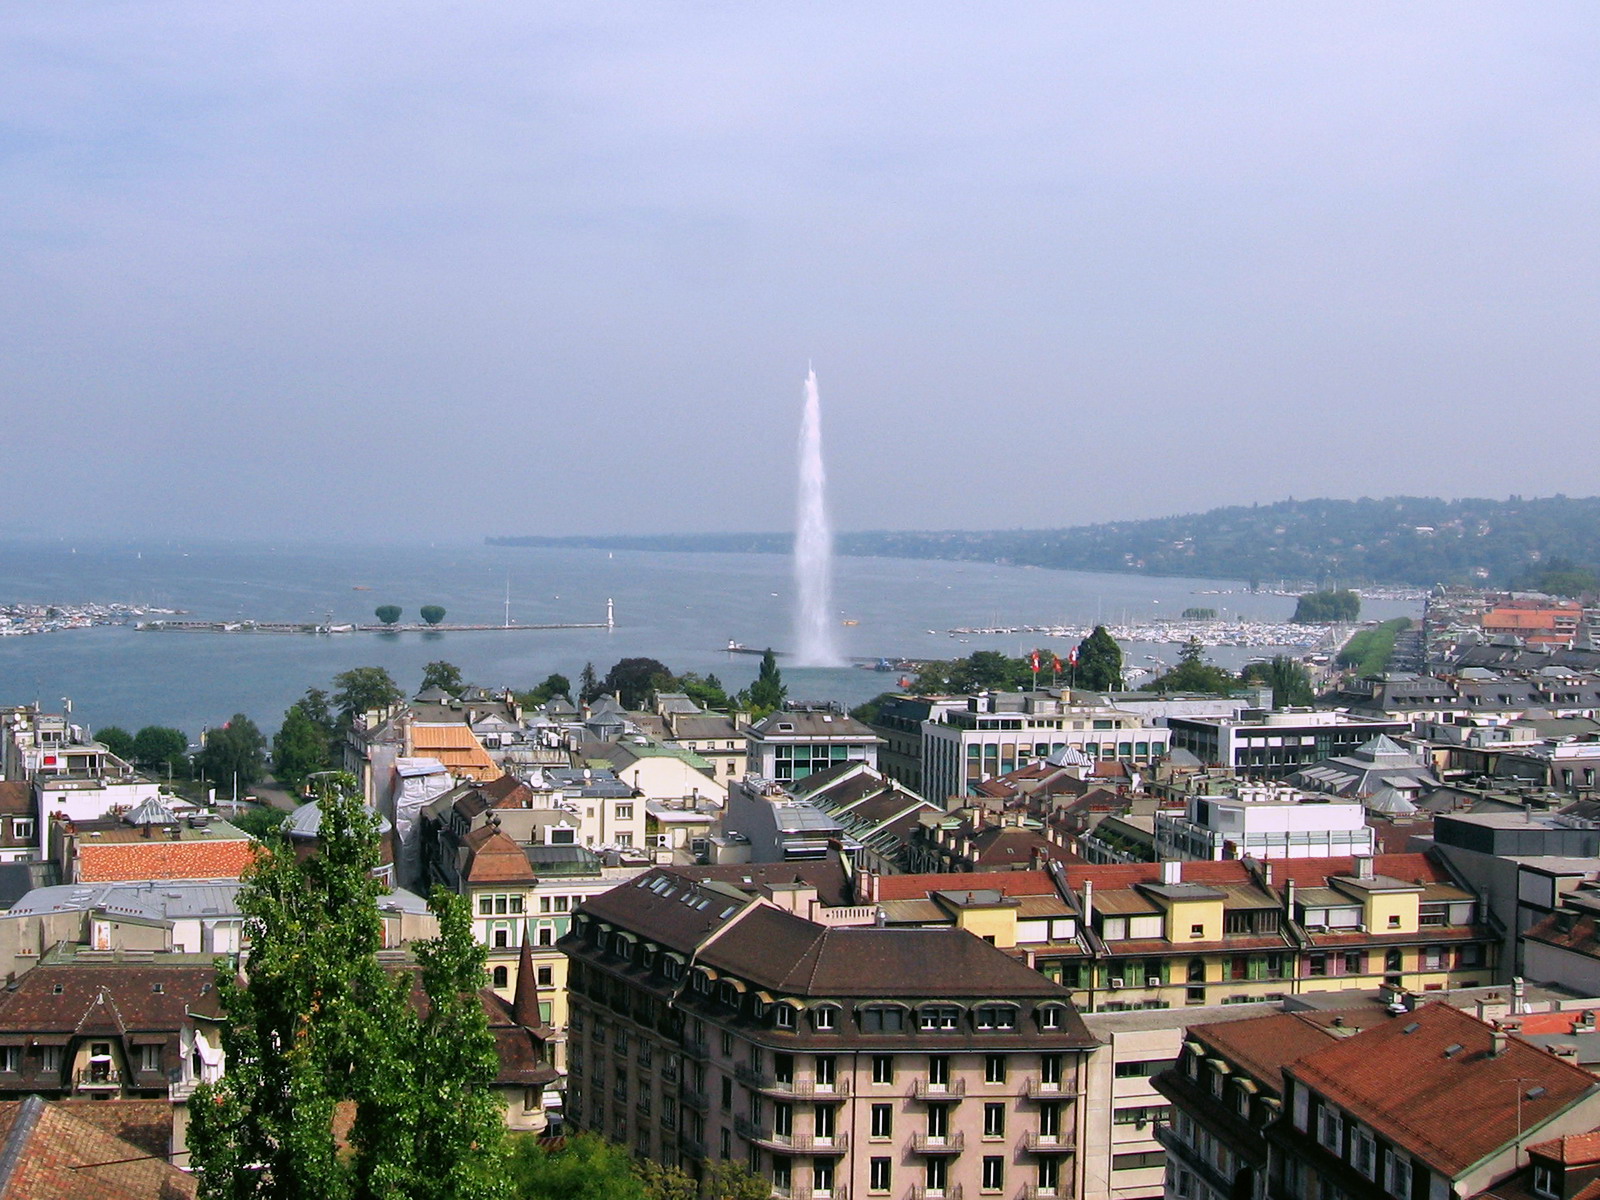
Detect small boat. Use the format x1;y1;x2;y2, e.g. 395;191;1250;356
841;619;859;626
352;585;372;591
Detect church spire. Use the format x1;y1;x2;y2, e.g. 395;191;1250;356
512;929;543;1029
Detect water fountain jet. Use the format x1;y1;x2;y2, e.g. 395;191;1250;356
793;368;843;667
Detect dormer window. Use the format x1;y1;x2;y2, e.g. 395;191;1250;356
814;1006;838;1031
775;1006;796;1030
1038;1006;1063;1031
1533;1164;1559;1200
974;1005;1017;1030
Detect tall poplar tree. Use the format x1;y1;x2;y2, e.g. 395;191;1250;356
189;775;507;1200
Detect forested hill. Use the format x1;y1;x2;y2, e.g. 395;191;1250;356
488;495;1600;588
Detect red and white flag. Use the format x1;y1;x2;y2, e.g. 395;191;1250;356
1030;650;1041;672
1067;647;1079;666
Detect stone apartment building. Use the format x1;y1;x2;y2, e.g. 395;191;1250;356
562;866;1098;1200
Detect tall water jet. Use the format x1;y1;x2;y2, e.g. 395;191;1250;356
794;368;843;666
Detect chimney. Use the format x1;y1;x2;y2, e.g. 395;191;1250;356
1161;860;1181;886
1513;977;1528;1016
1082;880;1094;927
1263;862;1275;888
1355;855;1374;880
1491;1025;1508;1057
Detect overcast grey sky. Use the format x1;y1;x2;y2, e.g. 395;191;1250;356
4;3;1598;541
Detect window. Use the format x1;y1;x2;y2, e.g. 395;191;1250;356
814;1103;836;1140
1319;1104;1343;1153
721;1030;734;1056
538;966;553;986
1385;1150;1411;1199
1388;914;1401;929
1037;1158;1060;1194
775;1006;795;1030
975;1005;1016;1030
0;1047;17;1073
1040;1054;1064;1087
1039;1006;1063;1030
721;1077;733;1111
1039;1102;1061;1137
772;1157;792;1191
492;966;509;988
1354;1129;1378;1179
774;1054;794;1085
814;1007;838;1031
924;1157;948;1194
870;1103;893;1139
1533;1164;1558;1200
928;1055;949;1087
1293;1084;1310;1131
982;1156;1005;1192
39;1046;60;1073
775;1102;793;1136
1115;1105;1171;1127
870;1157;892;1194
815;1055;835;1087
1115;1059;1171;1078
1113;1152;1168;1171
984;1102;1006;1138
862;1006;905;1032
919;1006;960;1031
873;1055;894;1085
985;1054;1007;1084
615;803;633;820
12;819;33;842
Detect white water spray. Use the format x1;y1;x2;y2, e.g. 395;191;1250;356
794;368;843;667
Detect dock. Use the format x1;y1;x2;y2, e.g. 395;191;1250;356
137;620;608;635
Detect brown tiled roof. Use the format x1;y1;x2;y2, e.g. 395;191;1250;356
1527;912;1600;956
0;1096;195;1199
409;725;501;781
76;838;256;883
1189;1011;1367;1088
480;991;559;1088
1289;1003;1599;1177
462;830;536;885
1528;1131;1600;1166
875;869;1058;902
0;964;221;1032
55;1099;172;1159
672;860;854;906
0;783;30;817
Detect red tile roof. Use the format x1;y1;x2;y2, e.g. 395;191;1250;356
0;1096;195;1199
463;830;535;885
1289;1003;1598;1177
76;838;256;883
1528;1131;1600;1166
873;869;1060;902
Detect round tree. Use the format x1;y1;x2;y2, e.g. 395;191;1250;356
419;605;446;626
375;605;402;626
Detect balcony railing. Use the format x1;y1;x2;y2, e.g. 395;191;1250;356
747;1072;851;1099
1020;1076;1070;1101
74;1068;121;1090
774;1185;850;1200
1023;1131;1074;1153
909;1078;966;1101
679;1087;709;1111
679;1134;708;1160
1021;1187;1061;1200
734;1118;849;1155
910;1131;965;1155
682;1037;710;1060
907;1186;962;1200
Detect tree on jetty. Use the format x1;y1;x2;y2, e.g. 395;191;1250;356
375;604;402;626
187;775;507;1200
420;605;446;626
1290;590;1360;623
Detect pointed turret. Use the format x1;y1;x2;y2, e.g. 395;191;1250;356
512;930;543;1030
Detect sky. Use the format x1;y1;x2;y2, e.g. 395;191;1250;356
4;3;1599;542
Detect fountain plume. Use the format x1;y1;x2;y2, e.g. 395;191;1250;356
794;368;842;667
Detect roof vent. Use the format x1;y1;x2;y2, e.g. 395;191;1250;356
1527;1086;1548;1100
1443;1043;1463;1057
1402;1022;1420;1034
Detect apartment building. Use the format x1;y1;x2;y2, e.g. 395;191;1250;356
922;693;1170;805
1165;711;1410;780
1152;784;1375;862
562;866;1097;1199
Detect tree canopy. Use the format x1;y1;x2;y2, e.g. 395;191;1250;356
272;702;330;793
97;725;135;761
600;657;674;710
516;674;573;708
421;661;464;695
333;667;403;724
188;775;507;1200
132;725;190;776
1290;589;1361;623
1138;637;1240;696
1073;625;1124;692
743;650;786;716
375;605;403;626
419;605;447;626
1241;655;1316;709
195;715;266;790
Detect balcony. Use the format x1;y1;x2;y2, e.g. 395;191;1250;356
909;1077;966;1102
1023;1131;1074;1153
911;1131;965;1155
682;1037;710;1060
1021;1188;1061;1200
1020;1076;1070;1101
679;1133;708;1160
774;1186;850;1200
907;1186;962;1200
74;1067;122;1092
679;1087;709;1111
734;1118;850;1155
752;1074;851;1099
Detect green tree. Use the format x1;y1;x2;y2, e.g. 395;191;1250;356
333;667;403;724
506;1133;646;1200
515;674;573;708
601;657;675;710
577;663;601;705
97;725;135;761
1242;655;1315;709
375;605;403;626
300;687;338;740
745;649;787;716
1139;637;1240;696
272;702;330;793
674;672;730;711
695;1160;771;1200
1073;625;1124;692
421;661;464;695
419;605;447;626
1291;590;1361;623
132;725;190;776
195;715;267;790
188;777;507;1200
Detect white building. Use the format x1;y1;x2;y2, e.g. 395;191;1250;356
1153;783;1375;861
921;690;1171;803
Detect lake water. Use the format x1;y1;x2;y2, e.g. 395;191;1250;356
0;539;1419;738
